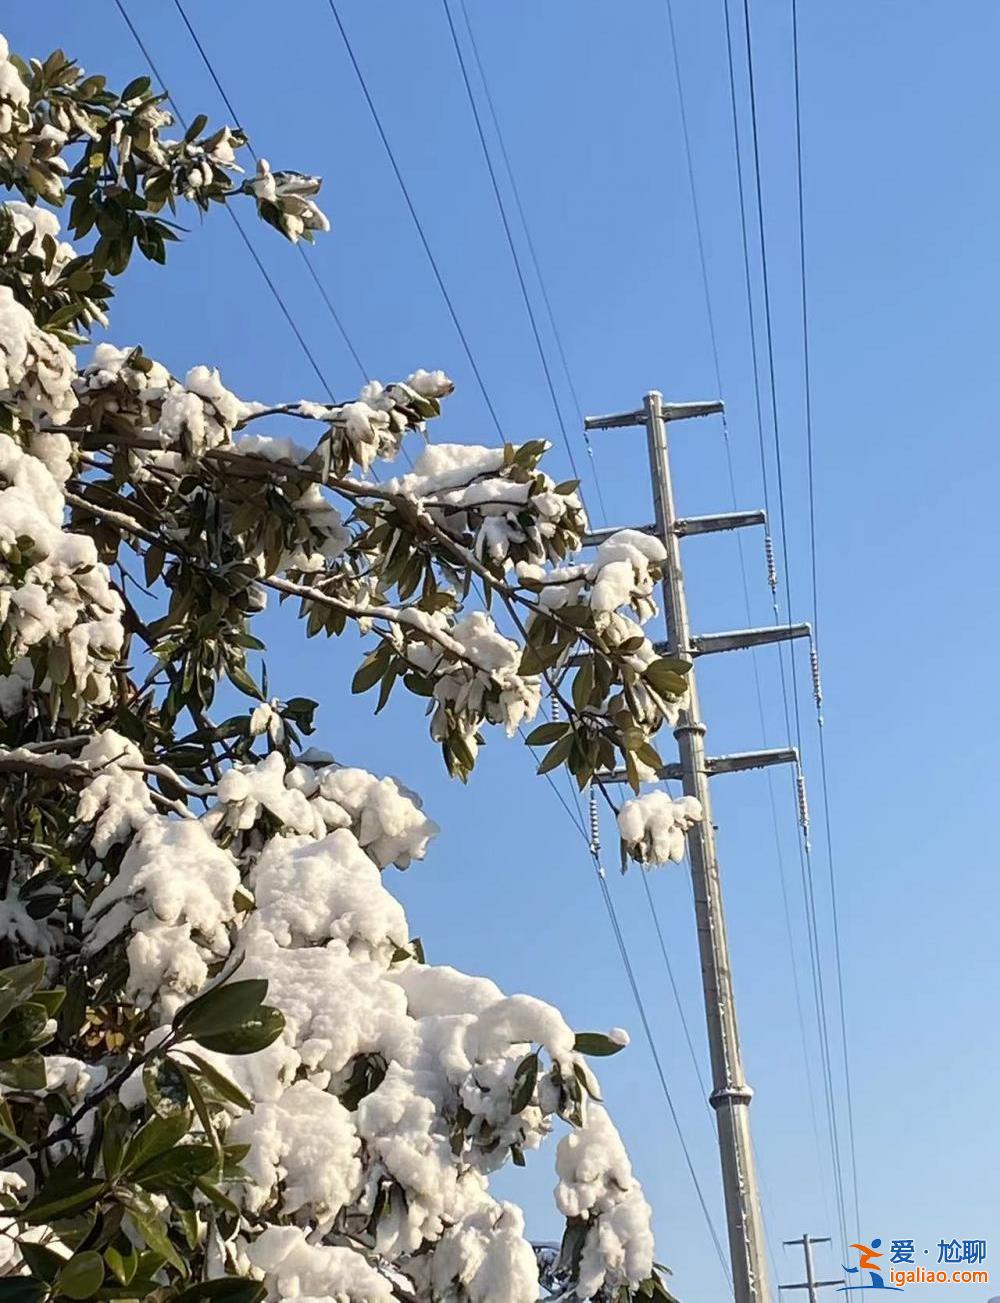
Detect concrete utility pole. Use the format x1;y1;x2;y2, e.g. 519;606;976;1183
584;391;811;1303
780;1234;844;1300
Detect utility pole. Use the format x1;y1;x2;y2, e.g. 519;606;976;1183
584;391;810;1303
780;1235;843;1300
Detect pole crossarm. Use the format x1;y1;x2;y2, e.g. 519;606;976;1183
584;398;724;431
581;510;764;550
669;623;811;657
675;509;766;536
780;1234;844;1300
581;522;658;548
598;746;798;787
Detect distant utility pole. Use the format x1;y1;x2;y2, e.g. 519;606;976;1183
584;391;811;1303
780;1235;844;1300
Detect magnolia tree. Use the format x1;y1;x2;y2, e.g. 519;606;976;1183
0;33;703;1303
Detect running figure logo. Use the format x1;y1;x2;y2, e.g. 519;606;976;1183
839;1240;903;1292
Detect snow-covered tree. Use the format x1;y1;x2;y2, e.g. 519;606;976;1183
0;33;698;1301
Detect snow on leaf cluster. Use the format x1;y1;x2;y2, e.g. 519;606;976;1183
61;745;658;1299
0;426;123;719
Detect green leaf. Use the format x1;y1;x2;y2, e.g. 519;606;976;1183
645;658;691;698
135;1143;218;1191
56;1250;105;1299
523;721;570;747
0;1052;46;1090
510;1052;538;1114
194;1175;239;1216
31;988;65;1017
573;1031;627;1057
105;1243;138;1286
226;661;263;701
0;958;46;1001
119;1189;186;1275
101;1102;130;1180
120;75;151;100
537;733;573;776
351;644;391;695
174;1064;222;1164
179;1052;253;1112
172;978;268;1039
184;113;209;142
193;1005;284;1056
519;639;563;676
572;657;595;712
18;1241;64;1282
21;1158;105;1224
121;1109;192;1175
0;1282;47;1302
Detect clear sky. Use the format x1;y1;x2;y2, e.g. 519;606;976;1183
7;3;1000;1299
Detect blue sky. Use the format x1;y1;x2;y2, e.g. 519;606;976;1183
8;3;1000;1299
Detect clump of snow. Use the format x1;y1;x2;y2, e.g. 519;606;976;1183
0;285;77;426
405;368;453;399
82;817;240;1010
423;1200;540;1302
250;159;330;244
400;607;541;750
75;730;155;856
236;926;408;1077
246;1225;393;1301
555;1104;656;1297
587;529;665;624
155;364;247;456
249;829;409;962
0;35;29;139
385;444;505;500
0;432;124;716
215;752;324;838
2;202;75;285
617;789;702;865
228;1079;362;1223
311;766;439;869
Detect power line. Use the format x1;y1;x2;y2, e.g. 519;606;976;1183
734;0;854;1257
450;0;609;524
790;0;861;1239
657;0;836;1242
113;0;338;402
322;0;504;440
733;0;851;1258
168;0;368;385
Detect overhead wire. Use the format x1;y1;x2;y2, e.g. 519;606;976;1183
322;0;505;440
658;0;836;1245
449;0;608;524
113;0;339;403
304;23;725;1262
790;0;861;1239
116;0;778;1280
732;0;852;1256
168;0;368;385
296;29;724;1258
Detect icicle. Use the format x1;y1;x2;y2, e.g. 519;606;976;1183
764;532;778;595
796;769;811;853
810;644;824;725
589;785;601;857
